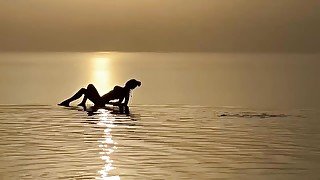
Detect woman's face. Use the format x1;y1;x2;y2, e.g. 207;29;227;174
125;79;141;90
136;81;142;87
131;81;141;89
132;81;141;89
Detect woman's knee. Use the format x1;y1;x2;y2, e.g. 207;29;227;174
87;84;95;89
79;88;86;93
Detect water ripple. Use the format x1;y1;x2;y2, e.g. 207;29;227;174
0;105;319;179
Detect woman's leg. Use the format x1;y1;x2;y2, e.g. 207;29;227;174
77;96;87;106
81;84;102;106
58;84;102;107
58;88;87;107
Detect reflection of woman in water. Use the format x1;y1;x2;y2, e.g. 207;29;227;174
58;79;141;108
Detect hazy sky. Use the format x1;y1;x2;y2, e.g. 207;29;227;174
0;0;319;52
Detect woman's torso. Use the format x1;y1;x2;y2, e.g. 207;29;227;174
101;86;129;103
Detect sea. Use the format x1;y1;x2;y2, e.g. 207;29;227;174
0;52;319;179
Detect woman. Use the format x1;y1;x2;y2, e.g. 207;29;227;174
58;79;141;107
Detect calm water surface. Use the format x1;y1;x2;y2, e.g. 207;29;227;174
0;52;319;109
0;105;319;179
0;53;320;179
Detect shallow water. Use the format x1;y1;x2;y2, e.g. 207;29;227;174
0;105;319;179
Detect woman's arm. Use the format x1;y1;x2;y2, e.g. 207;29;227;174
107;87;130;106
123;93;130;106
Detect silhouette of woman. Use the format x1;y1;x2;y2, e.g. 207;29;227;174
58;79;141;107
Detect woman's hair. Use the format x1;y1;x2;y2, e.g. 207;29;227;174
125;79;141;89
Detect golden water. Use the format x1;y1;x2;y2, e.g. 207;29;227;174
0;53;320;179
0;105;319;179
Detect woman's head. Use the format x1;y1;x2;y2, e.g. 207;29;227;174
125;79;141;90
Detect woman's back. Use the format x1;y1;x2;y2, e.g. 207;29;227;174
101;86;127;102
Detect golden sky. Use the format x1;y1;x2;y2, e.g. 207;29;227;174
0;0;319;52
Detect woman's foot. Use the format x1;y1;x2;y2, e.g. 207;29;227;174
77;103;86;107
58;100;70;107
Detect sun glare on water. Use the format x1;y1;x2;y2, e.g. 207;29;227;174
97;109;120;180
91;57;112;94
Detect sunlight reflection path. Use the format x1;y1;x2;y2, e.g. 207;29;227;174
96;109;120;180
91;57;112;95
